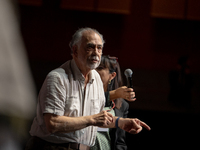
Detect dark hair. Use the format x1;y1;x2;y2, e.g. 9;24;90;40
96;55;123;108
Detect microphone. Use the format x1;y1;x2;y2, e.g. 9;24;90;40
124;69;133;88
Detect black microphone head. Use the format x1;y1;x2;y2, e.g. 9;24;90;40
124;69;133;78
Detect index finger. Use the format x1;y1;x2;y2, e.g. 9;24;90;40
140;121;151;131
126;88;134;92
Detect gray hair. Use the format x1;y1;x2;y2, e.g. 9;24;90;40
69;27;105;54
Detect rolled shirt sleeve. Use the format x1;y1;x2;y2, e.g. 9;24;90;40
42;72;66;116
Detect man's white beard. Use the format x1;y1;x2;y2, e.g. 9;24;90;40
87;56;100;69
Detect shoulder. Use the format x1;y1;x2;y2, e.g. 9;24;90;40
122;100;129;107
44;69;66;88
45;62;72;86
47;68;66;80
47;60;71;79
91;69;100;77
120;100;129;111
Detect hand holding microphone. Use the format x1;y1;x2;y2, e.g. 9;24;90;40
124;69;136;101
124;69;133;88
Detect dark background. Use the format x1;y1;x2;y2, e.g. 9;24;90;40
18;0;200;149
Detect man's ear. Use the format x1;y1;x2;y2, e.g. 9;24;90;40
72;45;78;57
110;72;116;80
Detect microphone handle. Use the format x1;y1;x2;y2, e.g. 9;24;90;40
127;77;133;88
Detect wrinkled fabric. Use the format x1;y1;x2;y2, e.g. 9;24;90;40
30;59;105;146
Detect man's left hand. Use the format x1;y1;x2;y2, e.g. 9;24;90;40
118;118;151;134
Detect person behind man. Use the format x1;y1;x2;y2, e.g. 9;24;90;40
91;55;134;150
25;28;151;150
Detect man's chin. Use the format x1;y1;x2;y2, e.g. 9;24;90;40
87;63;99;70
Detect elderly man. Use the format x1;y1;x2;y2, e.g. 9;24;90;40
26;28;150;150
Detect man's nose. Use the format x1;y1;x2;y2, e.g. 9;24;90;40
92;47;99;55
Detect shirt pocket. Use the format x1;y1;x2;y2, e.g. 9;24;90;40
64;96;79;116
90;99;100;114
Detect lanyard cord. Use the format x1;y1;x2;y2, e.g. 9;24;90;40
106;100;115;112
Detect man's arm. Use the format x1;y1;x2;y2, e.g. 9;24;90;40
102;116;151;134
44;112;150;134
44;110;114;133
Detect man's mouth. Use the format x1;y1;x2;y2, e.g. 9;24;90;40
91;59;98;63
89;56;99;63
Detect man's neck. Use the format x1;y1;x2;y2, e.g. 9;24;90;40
104;84;108;92
74;58;91;87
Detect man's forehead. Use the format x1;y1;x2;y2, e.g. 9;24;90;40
87;42;103;46
82;31;102;41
